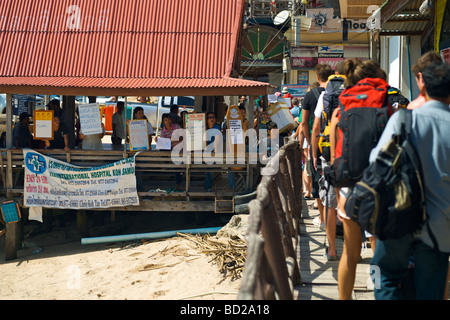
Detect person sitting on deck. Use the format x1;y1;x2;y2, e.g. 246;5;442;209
13;112;32;149
204;112;221;192
156;113;183;191
42;115;70;151
133;106;155;145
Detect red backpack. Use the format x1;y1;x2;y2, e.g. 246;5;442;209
325;77;393;188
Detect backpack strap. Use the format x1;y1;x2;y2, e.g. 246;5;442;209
311;87;321;101
397;109;440;252
397;108;412;140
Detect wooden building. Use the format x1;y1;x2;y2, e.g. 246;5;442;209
0;0;273;214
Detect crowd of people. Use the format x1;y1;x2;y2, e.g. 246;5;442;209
290;52;449;300
2;49;449;300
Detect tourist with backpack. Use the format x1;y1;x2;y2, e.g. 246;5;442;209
407;51;443;110
324;58;389;300
368;61;450;300
299;64;334;229
311;60;346;261
406;50;448;300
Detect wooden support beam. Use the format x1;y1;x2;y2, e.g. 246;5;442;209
5;221;20;261
5;94;13;149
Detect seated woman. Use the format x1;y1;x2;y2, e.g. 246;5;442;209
157;113;182;149
43;116;70;151
204;112;221;192
132;106;154;145
156;113;183;190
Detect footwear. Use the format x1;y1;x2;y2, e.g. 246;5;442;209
320;222;326;231
303;195;313;200
325;247;337;261
313;217;321;227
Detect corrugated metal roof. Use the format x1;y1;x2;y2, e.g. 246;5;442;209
379;0;432;36
0;0;271;95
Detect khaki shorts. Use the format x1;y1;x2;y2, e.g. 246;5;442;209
305;158;312;176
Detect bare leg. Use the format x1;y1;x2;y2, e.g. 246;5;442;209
338;218;362;299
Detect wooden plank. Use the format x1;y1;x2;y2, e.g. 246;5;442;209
295;200;376;300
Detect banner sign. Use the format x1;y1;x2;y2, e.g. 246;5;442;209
318;57;344;69
23;149;139;209
318;45;344;58
12;95;35;116
280;84;310;98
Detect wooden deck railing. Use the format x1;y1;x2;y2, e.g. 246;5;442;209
238;139;303;300
0;149;258;211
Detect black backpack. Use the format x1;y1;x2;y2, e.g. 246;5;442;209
318;75;346;162
387;87;410;110
344;109;435;243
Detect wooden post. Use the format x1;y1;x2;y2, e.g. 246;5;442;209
5;94;13;149
63;96;76;149
257;180;293;300
292;142;303;221
77;211;89;237
5;221;20;261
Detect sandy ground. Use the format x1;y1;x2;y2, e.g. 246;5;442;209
0;211;243;300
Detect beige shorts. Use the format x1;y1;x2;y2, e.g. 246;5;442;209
304;157;312;176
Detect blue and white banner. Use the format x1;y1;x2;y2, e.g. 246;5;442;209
23;149;139;209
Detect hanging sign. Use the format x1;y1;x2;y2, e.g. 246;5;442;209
23;149;139;209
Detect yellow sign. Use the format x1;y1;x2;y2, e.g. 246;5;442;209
33;110;54;140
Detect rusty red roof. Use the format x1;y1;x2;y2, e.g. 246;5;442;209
0;0;271;96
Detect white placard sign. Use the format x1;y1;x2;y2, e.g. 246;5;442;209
228;119;244;144
128;120;149;151
185;113;206;151
156;137;172;150
78;103;102;135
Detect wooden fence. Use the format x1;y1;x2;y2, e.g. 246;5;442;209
238;139;303;300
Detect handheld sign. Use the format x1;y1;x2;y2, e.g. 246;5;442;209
33;110;54;140
156;137;171;150
185;113;206;151
267;98;295;133
78;103;103;135
226;105;244;145
128;120;149;151
226;105;245;170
